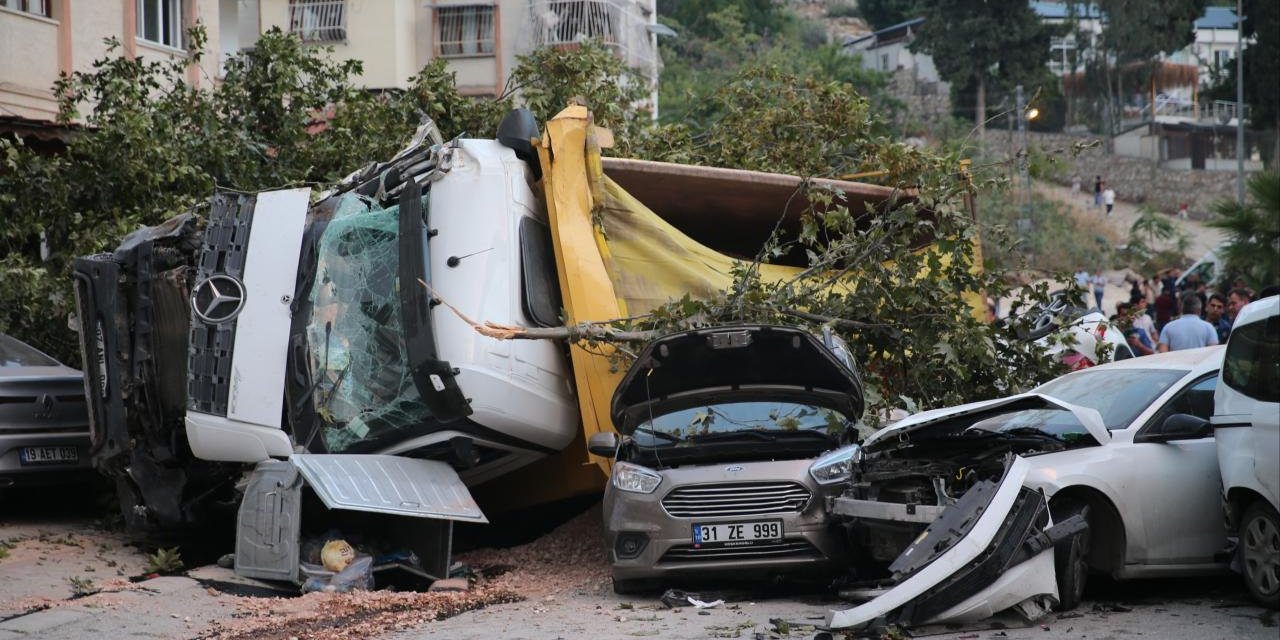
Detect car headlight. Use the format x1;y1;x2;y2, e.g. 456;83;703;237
809;444;862;485
612;461;662;494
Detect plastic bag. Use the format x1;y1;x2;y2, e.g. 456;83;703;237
301;555;374;593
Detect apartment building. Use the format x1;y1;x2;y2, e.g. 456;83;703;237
1;0;223;122
243;0;659;98
1;0;659;133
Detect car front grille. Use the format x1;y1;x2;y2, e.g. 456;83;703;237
660;540;821;563
661;481;812;519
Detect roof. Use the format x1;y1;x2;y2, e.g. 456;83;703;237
1031;2;1102;20
0;115;80;143
1195;6;1239;30
1088;345;1224;373
843;17;923;50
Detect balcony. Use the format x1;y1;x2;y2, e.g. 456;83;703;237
523;0;656;78
289;0;346;43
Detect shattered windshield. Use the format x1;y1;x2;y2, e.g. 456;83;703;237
305;193;431;452
1034;368;1186;430
633;400;848;447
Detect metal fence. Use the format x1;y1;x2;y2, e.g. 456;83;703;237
289;0;346;43
524;0;655;75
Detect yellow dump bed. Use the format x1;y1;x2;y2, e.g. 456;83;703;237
472;106;971;509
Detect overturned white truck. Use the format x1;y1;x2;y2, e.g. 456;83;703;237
72;110;577;579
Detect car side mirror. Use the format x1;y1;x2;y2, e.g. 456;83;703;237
1148;413;1211;443
588;432;620;458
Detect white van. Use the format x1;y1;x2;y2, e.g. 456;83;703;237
1213;294;1279;609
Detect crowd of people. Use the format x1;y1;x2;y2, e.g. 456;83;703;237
1109;269;1276;355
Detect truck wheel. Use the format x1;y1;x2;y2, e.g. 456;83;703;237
1240;501;1280;609
1053;501;1091;611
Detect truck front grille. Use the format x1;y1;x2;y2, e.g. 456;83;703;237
187;193;255;417
661;481;812;519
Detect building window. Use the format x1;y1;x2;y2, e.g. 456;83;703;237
289;0;346;43
535;0;619;48
137;0;184;49
436;5;496;57
1;0;50;17
879;53;889;71
1213;49;1233;68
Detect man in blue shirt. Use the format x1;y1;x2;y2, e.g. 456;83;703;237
1205;293;1231;343
1158;294;1219;352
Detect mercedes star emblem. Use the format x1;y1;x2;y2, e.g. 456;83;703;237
192;274;246;324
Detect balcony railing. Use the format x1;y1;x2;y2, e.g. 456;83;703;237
524;0;656;77
289;0;346;43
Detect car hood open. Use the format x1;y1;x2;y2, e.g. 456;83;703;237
863;392;1111;450
610;325;864;432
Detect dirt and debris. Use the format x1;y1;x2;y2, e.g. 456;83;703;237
193;504;607;640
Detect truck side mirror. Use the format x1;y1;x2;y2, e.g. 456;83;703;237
587;432;620;458
1147;413;1211;443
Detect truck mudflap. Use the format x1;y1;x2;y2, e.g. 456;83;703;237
826;456;1087;631
235;454;486;583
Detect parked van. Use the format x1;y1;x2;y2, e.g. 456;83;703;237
1213;294;1279;609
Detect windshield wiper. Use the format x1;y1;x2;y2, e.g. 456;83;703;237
633;427;683;443
1005;427;1067;441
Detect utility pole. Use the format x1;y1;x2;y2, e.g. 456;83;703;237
1237;0;1246;203
1017;84;1031;220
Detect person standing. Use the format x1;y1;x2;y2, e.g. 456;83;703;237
1131;297;1157;345
1103;185;1116;216
1091;269;1107;310
1206;293;1232;343
1093;175;1103;207
1074;268;1090;288
1226;288;1254;325
1157;294;1219;352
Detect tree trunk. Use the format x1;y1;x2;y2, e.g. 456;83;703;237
976;74;987;139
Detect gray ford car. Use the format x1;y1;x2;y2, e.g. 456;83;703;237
589;325;865;594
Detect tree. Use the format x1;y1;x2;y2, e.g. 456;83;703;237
1091;0;1204;144
857;0;919;31
0;25;1068;421
1208;172;1280;290
1204;0;1280;165
912;0;1051;138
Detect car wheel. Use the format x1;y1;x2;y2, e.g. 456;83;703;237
1053;501;1091;611
1020;290;1087;341
1240;501;1280;609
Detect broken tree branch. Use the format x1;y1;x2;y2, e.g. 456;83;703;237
418;278;656;343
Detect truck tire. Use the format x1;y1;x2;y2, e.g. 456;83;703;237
1053;501;1091;611
1240;501;1280;609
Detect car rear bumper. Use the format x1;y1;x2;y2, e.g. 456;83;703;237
0;431;93;487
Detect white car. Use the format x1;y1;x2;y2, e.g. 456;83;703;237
827;347;1227;631
1214;295;1280;609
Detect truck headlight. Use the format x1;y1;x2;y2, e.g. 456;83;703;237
809;445;862;485
612;462;662;494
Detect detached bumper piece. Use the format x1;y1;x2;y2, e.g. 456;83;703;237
828;456;1085;631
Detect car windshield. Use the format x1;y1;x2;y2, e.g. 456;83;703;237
0;334;59;368
1033;368;1187;429
632;400;848;447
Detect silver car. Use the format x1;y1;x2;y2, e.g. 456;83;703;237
591;325;864;594
0;333;92;490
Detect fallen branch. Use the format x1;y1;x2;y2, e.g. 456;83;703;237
418;278;655;343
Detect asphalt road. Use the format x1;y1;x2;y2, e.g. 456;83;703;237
1;485;1275;640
